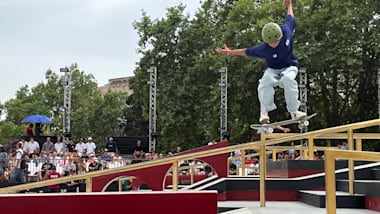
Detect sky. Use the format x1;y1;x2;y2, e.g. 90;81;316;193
0;0;201;103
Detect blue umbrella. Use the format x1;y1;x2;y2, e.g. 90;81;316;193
22;114;53;124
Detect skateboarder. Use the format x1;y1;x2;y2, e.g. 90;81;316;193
215;0;306;124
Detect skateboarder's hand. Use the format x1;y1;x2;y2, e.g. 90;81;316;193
215;44;231;55
283;0;292;7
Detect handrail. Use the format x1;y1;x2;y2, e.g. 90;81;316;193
325;150;380;214
0;118;379;209
264;133;380;140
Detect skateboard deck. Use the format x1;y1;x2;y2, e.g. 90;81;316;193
250;113;317;133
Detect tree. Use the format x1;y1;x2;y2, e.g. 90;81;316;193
1;64;130;149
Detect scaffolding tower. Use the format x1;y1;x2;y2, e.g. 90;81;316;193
60;67;72;145
147;67;157;152
299;68;308;132
219;67;228;141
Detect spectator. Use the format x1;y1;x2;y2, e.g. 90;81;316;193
105;137;118;155
45;165;61;192
288;142;296;160
65;169;80;192
86;137;96;155
26;123;34;137
25;137;40;158
18;137;27;149
121;176;135;192
133;140;144;159
75;138;87;156
38;158;54;181
41;137;54;154
9;143;27;184
54;137;64;155
35;123;43;137
101;149;113;162
0;144;7;182
66;138;75;153
88;153;102;172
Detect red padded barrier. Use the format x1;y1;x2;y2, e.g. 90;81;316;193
0;191;218;214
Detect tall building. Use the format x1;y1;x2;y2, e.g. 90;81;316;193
98;76;133;95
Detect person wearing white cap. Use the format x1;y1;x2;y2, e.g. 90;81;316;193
86;137;96;155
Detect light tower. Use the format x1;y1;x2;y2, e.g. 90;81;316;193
60;67;72;145
299;68;308;132
147;67;157;152
219;67;228;142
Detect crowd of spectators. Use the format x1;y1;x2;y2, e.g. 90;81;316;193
0;136;167;186
0;135;216;192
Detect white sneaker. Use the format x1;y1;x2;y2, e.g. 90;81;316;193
259;111;270;124
291;111;307;120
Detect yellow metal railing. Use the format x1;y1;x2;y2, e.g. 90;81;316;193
0;118;379;209
325;150;380;214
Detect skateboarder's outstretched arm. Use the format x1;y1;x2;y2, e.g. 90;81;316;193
215;44;247;56
283;0;294;17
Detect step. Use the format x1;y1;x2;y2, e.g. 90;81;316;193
299;190;365;208
337;179;380;197
373;168;380;180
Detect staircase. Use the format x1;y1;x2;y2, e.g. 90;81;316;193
299;166;380;210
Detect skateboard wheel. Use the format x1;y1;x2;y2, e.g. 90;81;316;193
268;127;274;133
304;121;309;126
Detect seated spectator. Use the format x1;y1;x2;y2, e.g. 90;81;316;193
66;138;75;153
45;165;61;192
133;140;144;159
86;137;96;155
101;149;113;162
65;169;80;192
88;153;102;172
38;159;54;181
105;137;118;155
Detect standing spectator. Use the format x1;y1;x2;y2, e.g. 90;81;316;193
41;137;54;154
105;137;118;155
9;143;27;184
86;137;96;155
26;137;40;158
26;123;34;137
54;137;64;155
35;123;43;137
0;144;8;182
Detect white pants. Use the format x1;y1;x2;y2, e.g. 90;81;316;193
258;66;300;113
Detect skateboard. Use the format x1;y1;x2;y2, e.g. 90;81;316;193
250;113;317;133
